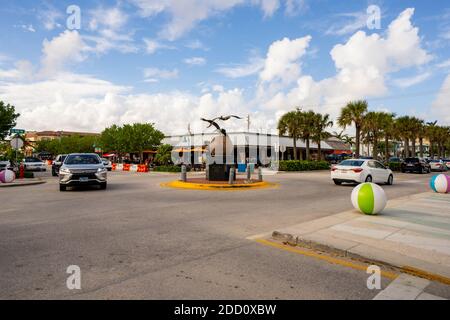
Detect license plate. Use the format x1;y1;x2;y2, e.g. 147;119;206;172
79;177;88;182
407;164;413;166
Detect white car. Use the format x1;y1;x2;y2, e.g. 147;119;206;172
22;157;47;172
331;159;393;185
0;160;16;172
429;160;447;172
101;158;112;171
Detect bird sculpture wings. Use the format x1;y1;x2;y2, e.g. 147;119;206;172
201;115;242;135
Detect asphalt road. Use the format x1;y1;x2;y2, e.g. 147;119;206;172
0;169;436;299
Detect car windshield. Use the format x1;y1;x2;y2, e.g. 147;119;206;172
405;158;419;163
25;158;41;162
430;160;441;163
60;155;67;161
339;160;364;167
65;154;101;165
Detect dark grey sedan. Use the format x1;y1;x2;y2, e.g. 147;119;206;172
59;153;107;191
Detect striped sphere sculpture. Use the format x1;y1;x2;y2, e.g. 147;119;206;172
429;174;450;194
0;170;15;183
351;182;387;215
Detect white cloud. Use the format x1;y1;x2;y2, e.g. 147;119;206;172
432;74;450;124
437;58;450;68
259;36;311;83
89;7;128;31
215;57;265;78
40;9;62;30
143;68;179;82
143;38;175;54
392;72;431;88
259;8;432;122
40;31;88;77
131;0;305;40
185;39;208;50
184;57;206;66
21;24;36;32
325;12;367;36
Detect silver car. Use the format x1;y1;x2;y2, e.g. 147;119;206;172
59;153;107;191
23;157;47;172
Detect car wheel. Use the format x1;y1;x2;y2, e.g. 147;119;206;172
100;182;107;190
365;175;372;183
387;174;393;185
59;185;66;191
333;179;342;185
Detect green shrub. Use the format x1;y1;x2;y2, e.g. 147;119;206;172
387;162;401;172
15;171;34;179
278;160;330;171
153;165;184;172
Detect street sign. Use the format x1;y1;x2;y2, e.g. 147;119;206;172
10;137;24;150
10;129;25;135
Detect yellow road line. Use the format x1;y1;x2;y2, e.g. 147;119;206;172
402;266;450;286
255;238;398;280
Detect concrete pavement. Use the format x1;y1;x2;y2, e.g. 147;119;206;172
270;191;450;286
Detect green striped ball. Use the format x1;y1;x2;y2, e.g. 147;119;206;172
351;182;387;215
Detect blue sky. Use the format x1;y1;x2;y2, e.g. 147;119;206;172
0;0;449;134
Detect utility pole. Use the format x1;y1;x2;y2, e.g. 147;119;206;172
246;114;250;132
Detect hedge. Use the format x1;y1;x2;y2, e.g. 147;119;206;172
387;162;401;172
153;165;188;172
15;171;34;179
278;160;330;171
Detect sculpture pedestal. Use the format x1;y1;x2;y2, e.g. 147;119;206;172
207;163;235;181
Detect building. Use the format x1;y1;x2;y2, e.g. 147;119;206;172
24;130;100;156
163;131;352;166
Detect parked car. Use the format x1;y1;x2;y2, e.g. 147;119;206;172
429;159;447;172
388;157;402;163
400;157;431;174
51;154;67;176
22;157;47;172
331;159;394;185
101;158;113;171
443;159;450;170
0;160;17;172
59;153;107;191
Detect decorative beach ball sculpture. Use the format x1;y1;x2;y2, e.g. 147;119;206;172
351;182;387;215
429;174;450;194
0;170;15;183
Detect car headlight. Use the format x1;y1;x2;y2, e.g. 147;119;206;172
97;167;107;173
60;168;71;174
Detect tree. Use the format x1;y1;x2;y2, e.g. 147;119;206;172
379;112;395;160
312;113;333;160
154;144;173;165
0;101;20;140
299;110;316;161
362;112;385;160
395;116;413;158
123;123;164;164
278;108;303;160
338;100;368;158
100;125;125;159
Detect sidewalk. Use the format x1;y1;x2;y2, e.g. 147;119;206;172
0;178;46;188
272;191;450;281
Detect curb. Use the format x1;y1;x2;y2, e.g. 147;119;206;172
270;230;450;286
0;179;46;188
161;180;279;191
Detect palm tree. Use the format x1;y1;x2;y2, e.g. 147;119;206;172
312;113;333;160
409;117;423;157
299;110;316;161
278;108;302;160
395;116;414;158
426;121;438;158
338;100;368;158
416;119;426;158
362;112;384;160
379;112;395;160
